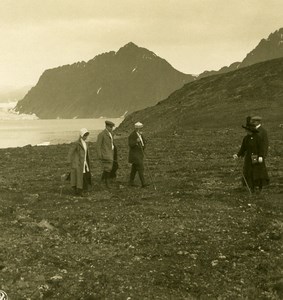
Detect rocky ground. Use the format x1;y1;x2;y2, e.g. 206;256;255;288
0;127;282;299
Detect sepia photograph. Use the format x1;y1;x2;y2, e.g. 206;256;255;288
0;1;282;299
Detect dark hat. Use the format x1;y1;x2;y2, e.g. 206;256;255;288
242;116;258;132
105;120;115;127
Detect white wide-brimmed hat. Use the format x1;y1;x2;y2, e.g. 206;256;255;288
80;128;89;137
134;122;143;129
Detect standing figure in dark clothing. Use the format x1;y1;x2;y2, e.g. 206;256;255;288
128;122;149;188
233;117;269;193
250;115;269;158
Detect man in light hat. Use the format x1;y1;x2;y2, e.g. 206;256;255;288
96;120;116;188
128;122;149;188
250;116;269;158
68;128;92;196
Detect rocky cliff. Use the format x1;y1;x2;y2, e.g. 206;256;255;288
15;43;195;119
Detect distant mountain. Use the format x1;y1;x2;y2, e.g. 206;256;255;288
198;62;241;79
117;57;283;134
0;86;32;103
15;42;195;119
199;27;283;78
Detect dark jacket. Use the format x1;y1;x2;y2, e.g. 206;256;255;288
128;131;146;164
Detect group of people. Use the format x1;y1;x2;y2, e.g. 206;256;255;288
68;115;270;197
233;115;269;194
68;120;148;196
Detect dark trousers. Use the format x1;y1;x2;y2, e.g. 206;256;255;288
101;171;112;188
83;171;91;190
109;161;119;179
130;163;145;186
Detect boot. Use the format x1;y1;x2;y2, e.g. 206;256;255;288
138;171;148;188
101;171;106;183
76;188;83;197
129;180;138;187
104;172;111;189
141;183;150;188
72;186;77;195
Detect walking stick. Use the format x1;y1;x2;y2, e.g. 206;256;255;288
233;158;252;195
139;143;157;191
241;171;252;195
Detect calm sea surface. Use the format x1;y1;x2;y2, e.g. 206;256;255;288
0;118;123;149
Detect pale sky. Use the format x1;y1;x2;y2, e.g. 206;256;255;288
1;0;283;88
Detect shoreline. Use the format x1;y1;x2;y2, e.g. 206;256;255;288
0;117;123;149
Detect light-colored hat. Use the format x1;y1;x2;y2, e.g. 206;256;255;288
80;128;89;137
135;122;143;129
251;116;262;121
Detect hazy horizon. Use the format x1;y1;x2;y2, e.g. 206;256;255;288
1;0;283;89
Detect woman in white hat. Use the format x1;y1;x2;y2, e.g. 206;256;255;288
68;128;92;196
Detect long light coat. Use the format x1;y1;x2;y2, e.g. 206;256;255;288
96;129;114;172
68;138;91;189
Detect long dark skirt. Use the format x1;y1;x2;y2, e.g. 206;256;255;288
243;157;269;191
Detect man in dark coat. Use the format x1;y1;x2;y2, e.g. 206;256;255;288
251;116;269;158
233;117;269;193
128;122;149;188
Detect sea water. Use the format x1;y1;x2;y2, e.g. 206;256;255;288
0;102;122;148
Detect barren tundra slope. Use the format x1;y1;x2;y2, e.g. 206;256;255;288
118;57;283;135
0;127;282;299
